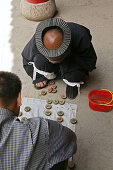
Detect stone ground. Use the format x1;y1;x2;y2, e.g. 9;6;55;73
1;0;113;169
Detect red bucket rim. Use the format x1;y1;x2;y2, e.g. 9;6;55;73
26;0;48;4
88;89;113;106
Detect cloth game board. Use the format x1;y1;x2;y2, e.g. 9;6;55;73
19;97;77;132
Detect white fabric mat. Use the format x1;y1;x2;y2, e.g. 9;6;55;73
19;97;77;132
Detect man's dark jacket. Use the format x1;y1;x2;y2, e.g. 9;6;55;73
22;22;97;84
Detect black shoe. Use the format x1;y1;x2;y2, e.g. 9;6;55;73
66;85;78;99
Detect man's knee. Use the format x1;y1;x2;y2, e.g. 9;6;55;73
34;56;48;71
64;70;86;82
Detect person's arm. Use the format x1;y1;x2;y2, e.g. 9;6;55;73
23;57;47;84
47;119;77;168
22;34;48;84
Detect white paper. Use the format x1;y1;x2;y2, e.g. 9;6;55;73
19;97;77;132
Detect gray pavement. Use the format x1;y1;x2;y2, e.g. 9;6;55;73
8;0;113;169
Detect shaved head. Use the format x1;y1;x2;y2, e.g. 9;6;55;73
43;29;63;50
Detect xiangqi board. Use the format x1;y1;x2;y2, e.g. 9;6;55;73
19;97;77;132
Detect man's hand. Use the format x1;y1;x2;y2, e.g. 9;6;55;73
35;80;47;88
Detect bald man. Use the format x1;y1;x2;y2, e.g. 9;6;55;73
43;29;63;50
22;18;97;99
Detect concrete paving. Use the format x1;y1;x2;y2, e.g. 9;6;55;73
0;0;113;169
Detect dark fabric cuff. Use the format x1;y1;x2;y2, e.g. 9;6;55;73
32;76;47;84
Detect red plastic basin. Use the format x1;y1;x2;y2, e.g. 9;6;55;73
26;0;49;4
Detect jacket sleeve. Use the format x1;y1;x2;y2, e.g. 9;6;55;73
23;56;47;84
23;57;33;78
22;35;47;84
47;119;77;168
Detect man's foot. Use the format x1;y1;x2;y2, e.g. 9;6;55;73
34;80;47;89
66;85;78;99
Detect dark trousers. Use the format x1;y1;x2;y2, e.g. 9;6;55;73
50;160;68;170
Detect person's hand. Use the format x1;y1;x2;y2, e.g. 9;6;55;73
35;80;47;88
